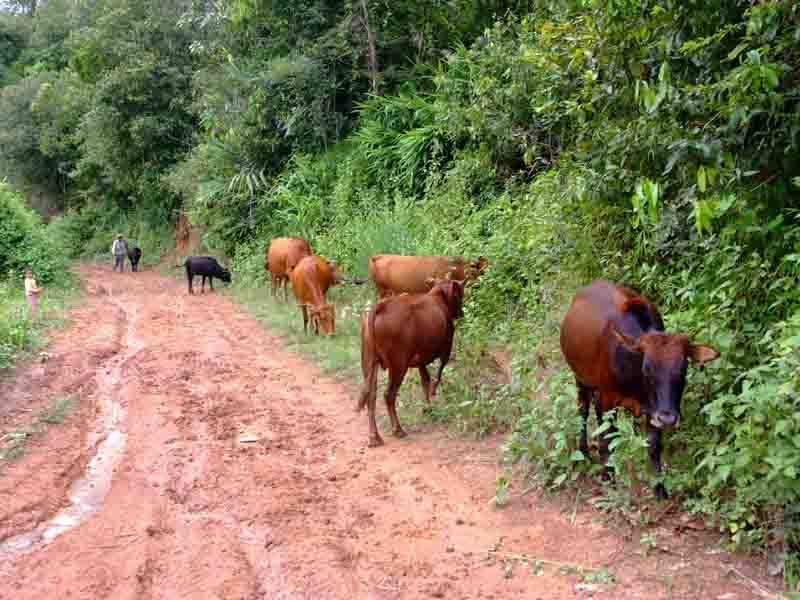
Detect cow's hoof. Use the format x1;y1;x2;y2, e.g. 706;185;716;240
367;436;384;448
393;428;407;439
654;483;669;500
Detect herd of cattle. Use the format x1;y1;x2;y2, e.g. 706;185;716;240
177;236;719;499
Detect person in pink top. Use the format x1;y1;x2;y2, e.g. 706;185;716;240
24;268;43;319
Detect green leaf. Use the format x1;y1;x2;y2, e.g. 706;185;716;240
570;450;585;462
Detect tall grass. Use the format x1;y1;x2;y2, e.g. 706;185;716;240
0;277;80;372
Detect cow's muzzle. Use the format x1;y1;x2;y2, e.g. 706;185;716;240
650;410;679;430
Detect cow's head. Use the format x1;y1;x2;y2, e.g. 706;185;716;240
220;268;232;284
310;304;336;335
611;327;719;429
427;278;465;320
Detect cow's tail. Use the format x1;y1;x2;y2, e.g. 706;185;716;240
357;307;379;413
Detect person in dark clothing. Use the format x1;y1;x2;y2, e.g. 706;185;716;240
112;234;128;272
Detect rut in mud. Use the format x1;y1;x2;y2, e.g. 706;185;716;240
0;265;780;599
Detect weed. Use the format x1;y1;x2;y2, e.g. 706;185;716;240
639;532;658;556
0;395;78;461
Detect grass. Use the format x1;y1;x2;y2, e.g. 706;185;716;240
0;395;79;461
0;276;82;373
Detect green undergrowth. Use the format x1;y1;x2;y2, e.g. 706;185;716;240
0;278;80;372
0;183;81;373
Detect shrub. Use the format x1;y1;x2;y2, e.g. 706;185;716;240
0;181;67;283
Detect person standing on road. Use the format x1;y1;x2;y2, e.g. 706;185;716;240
24;268;43;319
112;234;128;273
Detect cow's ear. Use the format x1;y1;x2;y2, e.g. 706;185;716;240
688;344;719;364
610;325;641;354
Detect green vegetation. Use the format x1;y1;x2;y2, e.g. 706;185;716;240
1;0;799;586
0;182;78;370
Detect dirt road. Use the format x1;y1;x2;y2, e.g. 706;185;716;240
0;265;778;599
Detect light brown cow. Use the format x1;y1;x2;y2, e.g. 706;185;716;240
266;237;312;299
357;279;465;446
289;255;339;335
368;254;488;299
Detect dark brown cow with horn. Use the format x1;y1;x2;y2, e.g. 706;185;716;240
560;280;719;499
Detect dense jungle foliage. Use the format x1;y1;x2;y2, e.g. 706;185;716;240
0;0;798;584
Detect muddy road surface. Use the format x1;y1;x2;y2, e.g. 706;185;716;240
0;265;779;599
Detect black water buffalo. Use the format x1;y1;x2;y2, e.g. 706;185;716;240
185;256;231;294
128;246;142;272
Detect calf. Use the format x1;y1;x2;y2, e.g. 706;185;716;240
289;255;339;335
358;279;464;446
368;254;488;299
560;280;719;499
128;246;142;272
185;256;231;295
266;237;312;299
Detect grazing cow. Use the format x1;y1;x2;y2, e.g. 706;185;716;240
266;237;312;299
185;256;231;295
358;279;465;446
560;280;719;499
128;246;142;272
368;254;488;299
289;255;339;335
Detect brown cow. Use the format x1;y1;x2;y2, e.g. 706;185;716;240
358;279;465;446
266;237;312;299
560;280;719;499
368;254;488;299
289;255;339;335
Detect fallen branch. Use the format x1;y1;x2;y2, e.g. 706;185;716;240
487;549;603;574
724;565;785;600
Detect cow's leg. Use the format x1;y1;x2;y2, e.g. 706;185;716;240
647;427;668;500
429;340;453;399
577;381;592;456
301;305;309;333
209;277;214;292
188;274;194;295
418;366;433;403
365;368;382;447
595;401;616;482
385;365;408;438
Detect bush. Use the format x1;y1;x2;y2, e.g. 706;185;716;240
0;181;67;283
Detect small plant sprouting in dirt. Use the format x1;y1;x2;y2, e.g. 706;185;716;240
581;566;615;585
491;471;511;508
40;396;77;425
639;531;658;556
659;575;674;595
0;395;78;461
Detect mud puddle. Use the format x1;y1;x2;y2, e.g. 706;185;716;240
0;292;141;560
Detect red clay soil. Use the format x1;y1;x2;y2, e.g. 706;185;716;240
0;265;783;599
